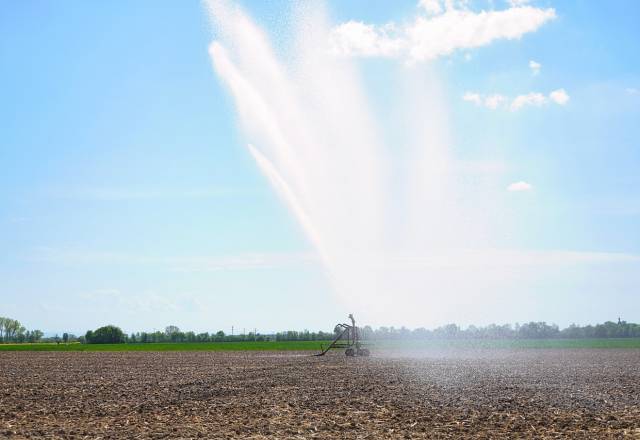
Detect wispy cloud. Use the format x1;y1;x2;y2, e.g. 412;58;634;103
510;92;547;110
28;247;316;272
457;159;509;175
529;59;541;75
485;94;508;109
463;89;570;111
29;246;640;272
45;187;250;201
382;248;640;269
462;91;482;106
507;181;533;192
549;88;570;105
329;0;556;63
463;92;509;109
6;216;30;224
75;289;204;314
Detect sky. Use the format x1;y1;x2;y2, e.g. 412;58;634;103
1;0;639;335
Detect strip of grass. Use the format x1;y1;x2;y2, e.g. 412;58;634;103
1;338;639;352
0;340;331;352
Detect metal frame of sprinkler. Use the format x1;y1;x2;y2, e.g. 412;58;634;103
315;314;370;357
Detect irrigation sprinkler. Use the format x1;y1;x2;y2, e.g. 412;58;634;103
315;314;370;357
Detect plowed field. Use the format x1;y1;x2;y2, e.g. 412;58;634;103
1;350;639;438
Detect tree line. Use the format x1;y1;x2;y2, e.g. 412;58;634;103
358;320;640;340
82;325;336;344
79;320;640;344
2;316;639;344
0;317;45;343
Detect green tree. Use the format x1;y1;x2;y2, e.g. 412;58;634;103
0;317;25;342
165;325;180;336
85;325;126;344
27;330;43;343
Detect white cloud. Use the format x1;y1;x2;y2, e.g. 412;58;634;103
626;87;639;95
418;0;443;15
484;94;507;109
549;88;570;105
328;21;402;58
463;91;482;105
463;89;570;111
507;181;532;192
508;0;531;6
510;92;547;110
329;1;556;63
529;59;541;75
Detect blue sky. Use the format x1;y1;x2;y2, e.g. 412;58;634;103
1;0;639;335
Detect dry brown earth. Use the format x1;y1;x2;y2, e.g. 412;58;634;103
1;349;639;439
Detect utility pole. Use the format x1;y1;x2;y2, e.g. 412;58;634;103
231;326;234;336
254;328;257;341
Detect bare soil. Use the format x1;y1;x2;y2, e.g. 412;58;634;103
1;349;639;439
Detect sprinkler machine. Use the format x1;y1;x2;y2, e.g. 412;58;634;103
316;314;370;357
